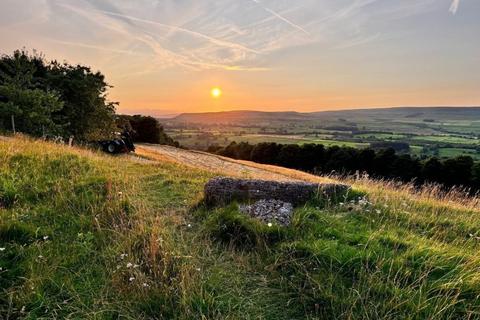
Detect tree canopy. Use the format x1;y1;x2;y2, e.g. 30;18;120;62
0;50;117;140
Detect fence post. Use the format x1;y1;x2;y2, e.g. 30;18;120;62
11;115;15;134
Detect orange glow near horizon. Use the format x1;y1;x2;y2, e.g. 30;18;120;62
112;78;480;117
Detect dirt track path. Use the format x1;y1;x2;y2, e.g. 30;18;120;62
136;144;330;183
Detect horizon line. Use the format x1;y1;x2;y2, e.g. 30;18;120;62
119;105;480;119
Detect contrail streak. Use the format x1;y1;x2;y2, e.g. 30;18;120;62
449;0;460;14
97;10;261;54
47;39;145;56
251;0;310;35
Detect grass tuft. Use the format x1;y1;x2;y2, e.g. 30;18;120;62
204;204;290;249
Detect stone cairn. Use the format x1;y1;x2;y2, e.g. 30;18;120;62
239;200;294;226
204;177;350;226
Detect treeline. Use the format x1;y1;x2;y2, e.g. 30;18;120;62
0;50;178;147
211;142;480;190
117;115;179;146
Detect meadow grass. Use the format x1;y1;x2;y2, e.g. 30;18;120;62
2;136;480;319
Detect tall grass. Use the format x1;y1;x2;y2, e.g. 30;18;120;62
2;136;480;319
0;136;214;318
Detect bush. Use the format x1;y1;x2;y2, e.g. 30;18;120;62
117;114;179;146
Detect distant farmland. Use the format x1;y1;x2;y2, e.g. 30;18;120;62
163;107;480;159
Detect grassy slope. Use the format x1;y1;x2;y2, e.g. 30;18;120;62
2;137;480;319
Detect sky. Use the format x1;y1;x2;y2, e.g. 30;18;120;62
1;0;479;116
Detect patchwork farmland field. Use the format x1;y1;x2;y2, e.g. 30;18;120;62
163;107;480;159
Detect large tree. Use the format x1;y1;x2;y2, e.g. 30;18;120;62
0;50;117;140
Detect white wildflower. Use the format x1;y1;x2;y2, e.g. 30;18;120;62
129;277;135;282
38;255;44;259
43;236;49;241
187;224;192;228
358;198;369;206
126;262;133;268
375;209;381;214
267;223;273;227
134;264;140;268
118;191;123;196
142;282;150;288
120;253;128;260
196;268;201;272
0;248;5;251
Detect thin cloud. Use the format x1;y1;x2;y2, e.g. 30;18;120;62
46;39;145;56
250;0;310;35
55;1;264;72
334;33;381;50
449;0;460;14
97;10;261;54
54;3;206;70
225;65;269;71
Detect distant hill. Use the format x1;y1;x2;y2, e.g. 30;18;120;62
166;107;480;125
168;110;311;125
313;107;480;121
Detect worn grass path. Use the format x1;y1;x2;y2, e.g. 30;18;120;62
136;144;332;183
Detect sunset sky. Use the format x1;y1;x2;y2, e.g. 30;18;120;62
1;0;479;116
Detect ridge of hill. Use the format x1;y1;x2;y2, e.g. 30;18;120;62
166;106;480;125
168;110;310;124
2;136;480;319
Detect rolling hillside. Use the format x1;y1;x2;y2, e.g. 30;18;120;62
2;136;480;319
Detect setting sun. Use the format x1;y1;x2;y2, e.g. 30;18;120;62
211;87;222;98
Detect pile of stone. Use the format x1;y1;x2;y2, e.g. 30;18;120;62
239;199;293;226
